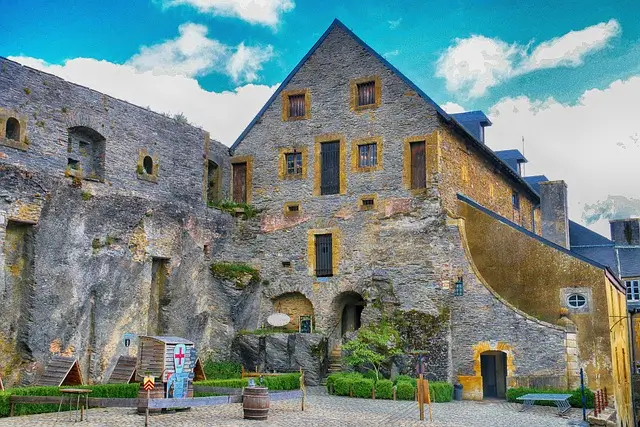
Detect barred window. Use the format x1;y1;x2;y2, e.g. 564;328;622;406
358;143;377;168
356;81;376;106
286;152;303;175
288;94;306;118
315;234;333;277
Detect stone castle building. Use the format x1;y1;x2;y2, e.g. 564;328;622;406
0;18;633;425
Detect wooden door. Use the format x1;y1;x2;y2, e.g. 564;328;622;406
320;142;340;195
410;141;426;189
481;354;497;398
232;162;247;203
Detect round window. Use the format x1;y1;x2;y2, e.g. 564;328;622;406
567;294;586;308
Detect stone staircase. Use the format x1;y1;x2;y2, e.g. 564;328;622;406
321;346;343;386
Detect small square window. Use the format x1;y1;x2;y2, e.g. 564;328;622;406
281;260;292;268
287;204;299;212
358;143;377;168
286;152;303;175
512;192;520;210
357;81;376;106
288;94;306;118
627;280;640;301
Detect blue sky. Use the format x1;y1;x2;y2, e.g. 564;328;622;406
2;0;639;233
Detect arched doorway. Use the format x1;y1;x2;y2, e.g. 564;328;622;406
480;351;507;399
272;292;314;332
335;292;365;336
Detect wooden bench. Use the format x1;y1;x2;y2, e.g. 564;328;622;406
516;393;573;415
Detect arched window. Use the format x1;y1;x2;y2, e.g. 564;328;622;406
143;156;153;174
67;126;106;181
5;117;20;141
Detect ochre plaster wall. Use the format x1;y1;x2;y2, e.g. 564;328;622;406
458;199;628;398
272;292;315;331
439;127;538;233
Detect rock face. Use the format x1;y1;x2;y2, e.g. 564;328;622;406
232;333;327;386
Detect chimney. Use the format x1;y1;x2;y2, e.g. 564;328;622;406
540;181;570;249
610;218;640;246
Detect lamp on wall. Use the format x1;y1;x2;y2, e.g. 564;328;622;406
454;277;464;297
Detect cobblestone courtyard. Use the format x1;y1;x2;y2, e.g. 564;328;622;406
0;388;587;427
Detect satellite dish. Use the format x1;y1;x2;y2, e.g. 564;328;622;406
267;313;291;327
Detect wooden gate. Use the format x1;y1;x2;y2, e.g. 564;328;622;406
233;162;247;203
320;142;340;195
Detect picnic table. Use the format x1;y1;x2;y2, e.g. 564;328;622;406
516;393;573;415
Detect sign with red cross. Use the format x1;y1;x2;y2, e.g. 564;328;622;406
173;343;186;374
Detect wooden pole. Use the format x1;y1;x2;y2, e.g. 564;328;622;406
300;368;305;412
418;374;424;421
424;379;432;422
145;389;149;427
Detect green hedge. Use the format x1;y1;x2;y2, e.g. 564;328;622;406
202;360;242;379
429;382;453;402
326;372;362;393
393;375;416;386
506;387;594;408
0;383;140;417
193;373;301;391
396;381;415;400
375;379;393;399
334;377;352;396
352;378;374;398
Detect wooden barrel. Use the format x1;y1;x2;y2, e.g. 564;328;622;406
243;387;269;420
137;382;164;415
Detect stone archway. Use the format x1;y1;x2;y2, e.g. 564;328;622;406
331;291;366;337
271;292;314;332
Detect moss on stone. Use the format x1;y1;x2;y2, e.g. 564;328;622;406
23;88;31;95
391;308;450;351
209;199;258;219
81;191;93;201
210;262;260;288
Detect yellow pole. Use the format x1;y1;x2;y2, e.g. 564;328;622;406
424;379;432;422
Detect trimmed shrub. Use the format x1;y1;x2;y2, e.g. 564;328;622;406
394;375;417;386
506;387;594;409
194;378;249;388
352;378;374;398
333;377;352;396
396;381;415;400
375;379;393;399
429;382;453;402
263;373;301;390
202;360;242;379
326;372;362;393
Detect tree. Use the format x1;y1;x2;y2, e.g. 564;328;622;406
342;322;402;381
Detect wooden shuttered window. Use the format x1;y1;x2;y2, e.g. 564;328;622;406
315;234;333;277
410;141;426;189
320;141;340;195
288;94;306;118
356;81;376;106
232;162;247;203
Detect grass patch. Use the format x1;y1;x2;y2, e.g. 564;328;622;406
208;199;258;219
81;191;93;201
202;360;242;380
210;262;259;288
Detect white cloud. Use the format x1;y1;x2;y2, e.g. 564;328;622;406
436;19;621;98
163;0;294;27
388;18;402;29
485;75;640;236
8;56;277;146
226;42;274;83
383;49;399;58
441;102;466;113
522;19;621;72
125;22;273;83
127;23;228;77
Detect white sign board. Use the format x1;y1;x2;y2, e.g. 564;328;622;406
267;313;291;327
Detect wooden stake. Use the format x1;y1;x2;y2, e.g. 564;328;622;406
145;389;149;427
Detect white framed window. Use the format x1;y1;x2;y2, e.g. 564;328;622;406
626;280;640;301
567;294;586;308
